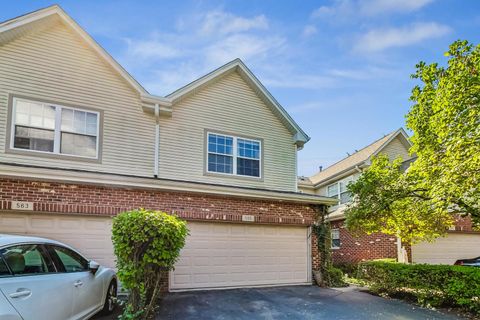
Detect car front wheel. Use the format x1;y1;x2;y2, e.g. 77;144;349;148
100;280;117;315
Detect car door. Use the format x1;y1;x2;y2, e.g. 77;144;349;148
48;245;104;319
0;243;75;320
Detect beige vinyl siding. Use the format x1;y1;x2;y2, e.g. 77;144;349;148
0;20;155;176
378;136;411;162
158;71;297;191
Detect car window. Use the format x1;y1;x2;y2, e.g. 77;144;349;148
0;257;10;277
0;244;55;275
51;246;88;272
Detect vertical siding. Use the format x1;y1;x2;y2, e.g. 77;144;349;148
158;71;297;191
379;136;411;162
0;21;156;176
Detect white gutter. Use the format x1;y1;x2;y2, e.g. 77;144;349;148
0;164;338;205
154;104;160;177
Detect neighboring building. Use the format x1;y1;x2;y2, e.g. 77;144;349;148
299;129;480;265
0;6;337;291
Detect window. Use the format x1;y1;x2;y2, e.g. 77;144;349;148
327;178;353;205
11;97;100;159
0;244;55;275
207;132;261;178
50;246;88;272
0;257;10;277
331;229;340;249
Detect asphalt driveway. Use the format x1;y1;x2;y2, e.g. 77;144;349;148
157;285;461;320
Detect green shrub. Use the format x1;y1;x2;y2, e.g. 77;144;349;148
333;262;359;277
112;209;188;319
324;266;348;287
357;261;480;314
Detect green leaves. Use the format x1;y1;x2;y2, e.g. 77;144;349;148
358;261;480;313
345;40;480;243
112;209;188;319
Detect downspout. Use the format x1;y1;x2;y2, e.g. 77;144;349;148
154;104;160;178
294;144;298;192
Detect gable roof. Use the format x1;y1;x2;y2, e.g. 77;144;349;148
308;128;411;186
0;6;309;147
165;59;310;147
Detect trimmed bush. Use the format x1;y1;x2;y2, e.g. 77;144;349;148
112;209;188;319
324;266;348;287
333;262;359;277
358;261;480;313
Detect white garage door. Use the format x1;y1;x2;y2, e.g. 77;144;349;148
170;222;310;291
412;233;480;265
0;212;115;268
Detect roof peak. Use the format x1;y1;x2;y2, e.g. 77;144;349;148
308;128;409;185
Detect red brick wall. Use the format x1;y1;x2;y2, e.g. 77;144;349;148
0;178;321;279
0;179;317;225
453;215;473;231
330;219;398;264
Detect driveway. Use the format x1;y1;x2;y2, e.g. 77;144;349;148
157;285;461;320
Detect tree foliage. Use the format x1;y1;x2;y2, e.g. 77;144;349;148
345;40;480;242
112;209;188;319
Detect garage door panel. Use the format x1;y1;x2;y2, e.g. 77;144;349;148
412;233;480;264
171;222;309;290
0;212;115;269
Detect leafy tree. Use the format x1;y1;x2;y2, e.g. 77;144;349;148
345;40;480;242
112;209;188;319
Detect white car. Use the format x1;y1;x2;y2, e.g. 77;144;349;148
0;234;117;320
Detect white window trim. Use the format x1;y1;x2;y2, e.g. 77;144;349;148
331;228;340;249
10;97;100;160
206;131;262;179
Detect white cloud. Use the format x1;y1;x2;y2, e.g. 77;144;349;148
302;25;318;37
119;9;292;94
199;11;268;35
204;34;285;66
360;0;435;16
262;74;336;90
354;22;451;53
125;38;181;60
311;0;434;20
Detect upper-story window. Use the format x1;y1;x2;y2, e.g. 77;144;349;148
11;97;100;159
327;178;353;205
207;132;261;178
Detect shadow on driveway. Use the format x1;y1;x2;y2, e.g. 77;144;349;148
157;285;462;320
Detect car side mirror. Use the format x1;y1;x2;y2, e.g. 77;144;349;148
89;260;100;274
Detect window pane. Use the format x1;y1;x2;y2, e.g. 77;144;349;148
52;246;88;272
86;113;98;135
61;108;74;131
15;101;55;129
237;158;260;177
331;229;340;248
61;132;97;157
237;138;260;159
340;191;352;204
207;134;233;155
14;126;54;152
208;154;233;174
1;244;55;275
327;184;339;197
0;257;10;277
73;110;86;133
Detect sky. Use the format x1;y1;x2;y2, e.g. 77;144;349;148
2;1;480;176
